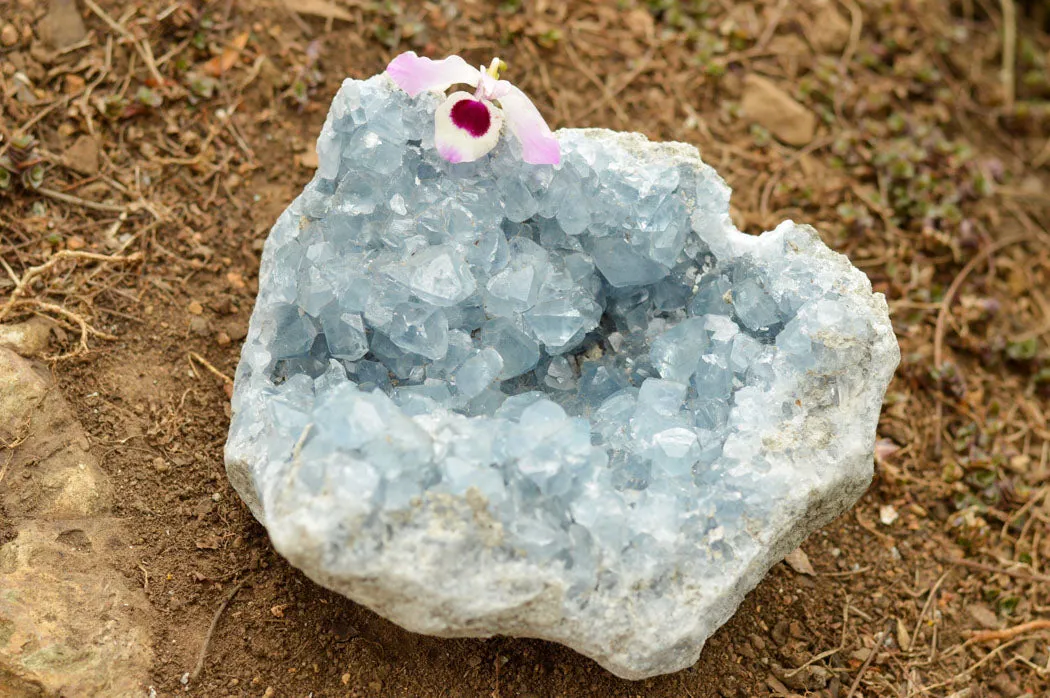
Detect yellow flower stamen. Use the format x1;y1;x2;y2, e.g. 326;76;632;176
486;57;507;79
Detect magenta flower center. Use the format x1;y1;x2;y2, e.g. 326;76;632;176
450;99;492;138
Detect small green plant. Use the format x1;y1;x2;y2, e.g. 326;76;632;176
0;131;45;192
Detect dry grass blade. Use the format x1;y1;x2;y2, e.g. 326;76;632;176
845;623;889;698
939;556;1050;585
909;572;948;652
36;187;129;213
189;352;234;384
190;578;249;681
1000;0;1017;108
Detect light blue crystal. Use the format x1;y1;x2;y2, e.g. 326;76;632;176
453;348;503;399
318;305;368;361
348;359;392;392
732;276;781;332
689;274;732;316
480;317;540;380
406;245;476;307
388;302;449;360
524;297;599;353
267;306;318;360
578;361;630;404
483;237;547;317
637;378;688;416
543;355;577;392
649;317;708;383
499;176;539;223
589;237;669;288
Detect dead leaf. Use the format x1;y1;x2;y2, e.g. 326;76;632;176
203;31;250;77
784;547;815;575
270;603;289;618
896;619;911;649
195;536;220;550
285;0;353;21
967;603;1000;630
765;674;792;695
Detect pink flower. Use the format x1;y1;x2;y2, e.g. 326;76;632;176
385;52;560;166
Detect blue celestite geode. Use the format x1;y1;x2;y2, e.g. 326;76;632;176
225;74;899;679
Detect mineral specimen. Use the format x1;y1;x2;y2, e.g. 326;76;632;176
225;73;899;680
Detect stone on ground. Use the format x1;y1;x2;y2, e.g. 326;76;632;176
0;347;153;697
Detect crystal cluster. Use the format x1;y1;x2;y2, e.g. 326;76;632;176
225;75;899;679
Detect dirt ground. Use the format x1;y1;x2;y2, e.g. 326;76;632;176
2;0;1050;696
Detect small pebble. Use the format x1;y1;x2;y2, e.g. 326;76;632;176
188;301;204;315
1;24;19;47
227;271;246;289
189;316;210;336
64;74;85;93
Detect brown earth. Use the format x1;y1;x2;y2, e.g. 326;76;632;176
2;0;1050;696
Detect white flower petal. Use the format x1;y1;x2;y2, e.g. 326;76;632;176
434;92;503;164
385;52;480;96
495;82;560;165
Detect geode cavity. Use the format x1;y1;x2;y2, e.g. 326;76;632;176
225;75;899;679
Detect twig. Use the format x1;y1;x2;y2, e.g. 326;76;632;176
138;563;150;593
968;619;1050;643
20;96;72;131
755;0;789;51
909;572;948;652
820;565;872;577
13;300;117;359
37;187;128;214
0;451;13;488
136;36;166;88
189;352;234;384
919;638;1028;693
785;601;850;677
0;250;143;322
838;0;863;70
1000;0;1016;109
82;0;135;41
156;123;222;166
190;578;248;681
938;555;1050;585
1001;486;1049;539
81;0;165;87
845;624;888;698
